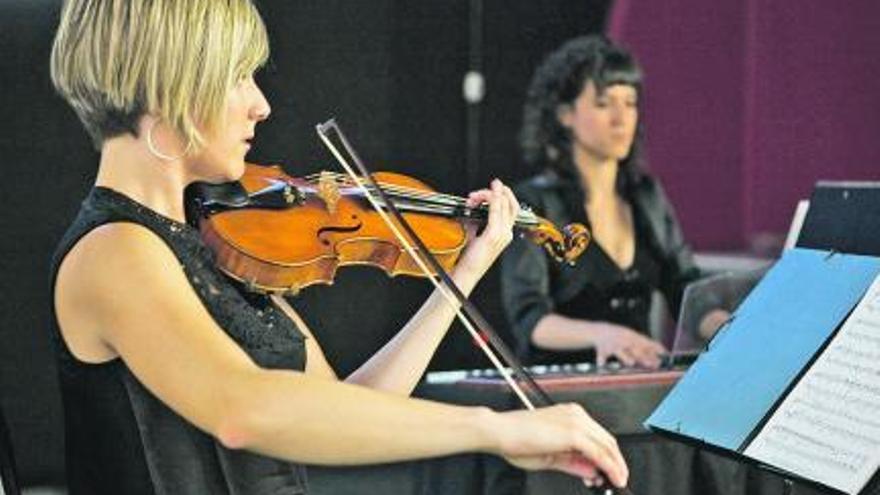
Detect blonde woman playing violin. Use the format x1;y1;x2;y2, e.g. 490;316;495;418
49;1;628;493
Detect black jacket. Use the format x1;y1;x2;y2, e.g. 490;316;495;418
500;169;701;361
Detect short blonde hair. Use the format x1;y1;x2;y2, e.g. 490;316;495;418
51;0;269;150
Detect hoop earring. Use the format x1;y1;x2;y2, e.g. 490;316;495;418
146;120;192;161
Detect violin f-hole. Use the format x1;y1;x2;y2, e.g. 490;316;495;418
316;217;363;246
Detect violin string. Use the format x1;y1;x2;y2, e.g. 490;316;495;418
303;172;540;225
369;189;540;226
308;173;470;208
316;122;537;411
329;192;540;228
305;172;481;208
303;175;459;206
306;172;480;207
305;171;465;203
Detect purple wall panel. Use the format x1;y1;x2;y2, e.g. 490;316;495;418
609;0;880;252
745;1;880;236
610;0;748;250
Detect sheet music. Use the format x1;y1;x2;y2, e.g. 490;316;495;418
646;248;880;451
745;273;880;495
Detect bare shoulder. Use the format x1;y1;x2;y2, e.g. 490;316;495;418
56;221;264;436
56;221;181;308
59;221;175;278
54;222;207;361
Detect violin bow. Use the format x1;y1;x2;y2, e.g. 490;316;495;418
315;119;631;495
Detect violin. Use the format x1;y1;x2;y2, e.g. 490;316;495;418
188;162;589;294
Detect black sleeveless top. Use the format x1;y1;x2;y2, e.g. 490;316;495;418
49;187;309;495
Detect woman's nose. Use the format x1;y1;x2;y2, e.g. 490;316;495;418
251;86;272;122
609;103;631;125
609;105;624;124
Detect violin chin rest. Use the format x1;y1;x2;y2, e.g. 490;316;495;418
185;180;251;223
191;180;250;207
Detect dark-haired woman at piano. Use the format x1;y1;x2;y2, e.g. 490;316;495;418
501;35;728;368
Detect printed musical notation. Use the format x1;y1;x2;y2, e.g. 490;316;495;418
745;274;880;495
646;248;880;452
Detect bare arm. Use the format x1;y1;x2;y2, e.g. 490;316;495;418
53;223;628;486
532;313;666;368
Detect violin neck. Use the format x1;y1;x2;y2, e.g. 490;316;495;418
303;172;541;228
386;192;540;228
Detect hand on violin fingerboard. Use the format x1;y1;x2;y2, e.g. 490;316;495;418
453;179;521;280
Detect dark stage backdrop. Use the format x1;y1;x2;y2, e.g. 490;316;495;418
0;0;609;487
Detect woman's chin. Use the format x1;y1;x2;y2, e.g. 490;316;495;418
219;159;247;182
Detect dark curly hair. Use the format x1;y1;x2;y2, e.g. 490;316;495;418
519;35;646;190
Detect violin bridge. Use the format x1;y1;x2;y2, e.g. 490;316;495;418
317;171;341;215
